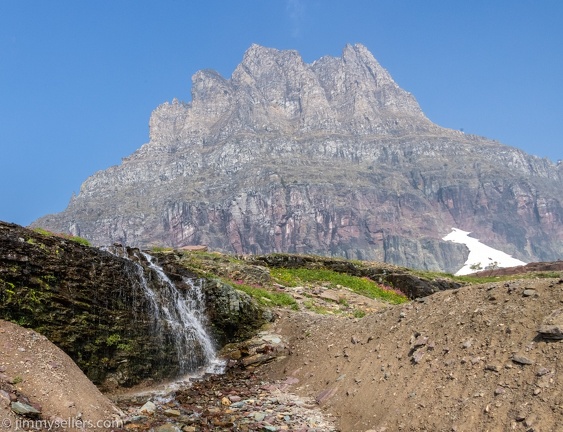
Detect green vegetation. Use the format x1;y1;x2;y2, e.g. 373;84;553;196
353;309;367;318
105;333;121;347
270;267;408;304
69;236;91;246
150;246;174;253
302;299;329;314
32;227;91;247
231;281;298;308
411;267;561;285
32;227;53;236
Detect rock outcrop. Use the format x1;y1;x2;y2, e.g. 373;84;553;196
33;44;563;272
0;221;267;389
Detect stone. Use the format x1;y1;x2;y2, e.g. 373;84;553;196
319;290;341;302
412;350;425;364
522;289;537;297
538;309;563;340
0;390;10;405
154;424;181;432
164;409;181;417
413;336;428;348
241;353;276;367
139;400;157;415
315;387;337;405
512;354;533;365
485;364;501;372
536;367;550;376
11;401;41;416
261;334;282;344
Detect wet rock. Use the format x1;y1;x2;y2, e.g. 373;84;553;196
0;223;270;389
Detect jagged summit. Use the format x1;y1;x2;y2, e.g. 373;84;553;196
33;44;563;272
148;43;438;148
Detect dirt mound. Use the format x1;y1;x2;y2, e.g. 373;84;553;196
0;320;122;431
470;261;563;278
260;277;563;431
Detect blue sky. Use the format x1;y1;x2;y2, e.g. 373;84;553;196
1;1;562;226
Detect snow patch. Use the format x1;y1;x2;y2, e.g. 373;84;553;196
443;228;526;275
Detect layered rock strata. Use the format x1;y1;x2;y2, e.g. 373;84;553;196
33;44;563;272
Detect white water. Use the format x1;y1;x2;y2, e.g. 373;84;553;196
443;228;527;275
139;252;224;373
103;245;224;375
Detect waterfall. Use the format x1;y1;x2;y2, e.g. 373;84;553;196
104;246;224;375
140;252;221;372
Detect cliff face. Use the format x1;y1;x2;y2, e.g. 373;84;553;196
33;44;563;272
0;222;266;388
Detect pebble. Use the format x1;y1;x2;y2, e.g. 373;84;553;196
118;368;337;431
512;354;533;365
138;400;157;414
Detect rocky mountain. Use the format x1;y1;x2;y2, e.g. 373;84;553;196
33;44;563;272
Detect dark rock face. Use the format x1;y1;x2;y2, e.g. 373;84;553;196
0;222;266;389
33;44;563;272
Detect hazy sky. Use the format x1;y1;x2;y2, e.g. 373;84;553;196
1;1;562;226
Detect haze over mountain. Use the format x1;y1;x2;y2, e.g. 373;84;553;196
33;44;563;273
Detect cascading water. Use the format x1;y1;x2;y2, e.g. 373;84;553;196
140;252;223;373
104;246;224;375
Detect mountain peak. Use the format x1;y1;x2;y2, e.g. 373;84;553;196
32;44;563;271
183;43;436;139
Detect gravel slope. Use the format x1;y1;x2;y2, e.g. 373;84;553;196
260;277;563;432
